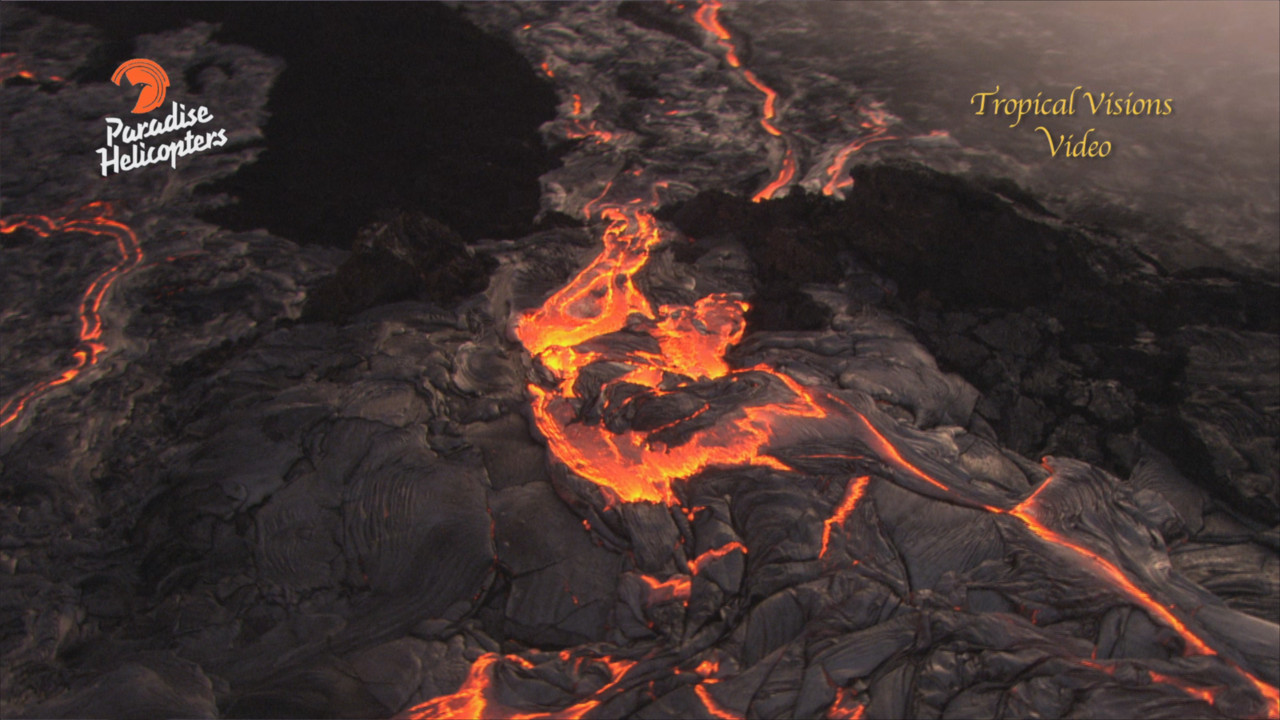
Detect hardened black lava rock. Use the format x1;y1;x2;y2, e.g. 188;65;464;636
301;212;498;324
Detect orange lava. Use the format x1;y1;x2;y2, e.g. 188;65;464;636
640;573;692;604
516;203;839;504
821;104;898;196
516;208;659;361
692;1;794;202
401;653;636;720
1081;659;1239;712
505;7;1280;717
751;145;797;203
692;0;740;68
1147;671;1216;706
826;687;867;720
1;203;142;428
581;179;617;220
563;92;616;145
848;409;949;492
0;53;61;84
1000;468;1280;718
693;658;721;677
565;120;615;145
820;476;870;558
689;541;747;574
740;69;782;137
651;295;749;380
694;683;743;720
1010;486;1212;656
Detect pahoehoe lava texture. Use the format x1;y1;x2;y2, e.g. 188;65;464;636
2;3;1277;720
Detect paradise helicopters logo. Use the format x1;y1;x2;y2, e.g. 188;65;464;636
97;58;228;176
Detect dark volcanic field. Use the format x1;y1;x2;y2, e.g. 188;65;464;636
1;3;1277;719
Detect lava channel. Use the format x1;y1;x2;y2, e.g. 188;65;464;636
0;203;142;429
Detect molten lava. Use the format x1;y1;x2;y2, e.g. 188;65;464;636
692;0;795;202
401;652;636;720
826;687;867;720
821;104;899;197
0;203;142;428
639;574;692;605
820;476;870;558
692;0;740;68
565;93;616;145
0;52;64;84
694;683;743;720
515;202;841;504
688;541;747;574
994;464;1280;717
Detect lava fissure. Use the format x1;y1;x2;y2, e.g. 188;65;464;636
820;475;871;559
0;203;142;428
401;651;638;720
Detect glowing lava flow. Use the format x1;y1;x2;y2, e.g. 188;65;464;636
692;0;741;68
640;574;692;605
566;93;615;145
992;466;1280;718
688;541;746;573
516;202;841;504
401;653;636;720
1147;670;1216;706
825;687;867;720
0;52;65;84
691;4;947;203
820;476;870;558
639;541;748;605
692;0;795;203
820;104;898;197
685;656;744;720
0;52;35;83
0;203;142;428
694;684;743;720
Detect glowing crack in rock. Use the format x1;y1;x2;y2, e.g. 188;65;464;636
0;52;65;84
0;203;142;429
401;652;637;720
692;0;794;202
988;461;1280;716
820;475;871;558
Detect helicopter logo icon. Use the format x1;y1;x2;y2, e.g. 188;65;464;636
111;58;169;114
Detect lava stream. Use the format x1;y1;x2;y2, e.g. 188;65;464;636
694;683;743;720
692;0;794;202
991;464;1280;717
820;104;899;197
401;653;636;720
0;203;142;428
820;476;870;558
516;202;836;504
639;541;748;606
